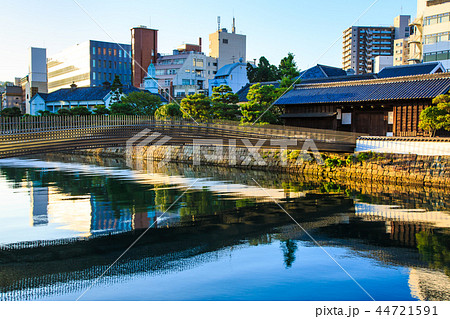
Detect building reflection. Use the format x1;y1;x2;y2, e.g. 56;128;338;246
29;184;48;227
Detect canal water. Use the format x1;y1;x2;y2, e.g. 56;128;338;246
0;154;449;301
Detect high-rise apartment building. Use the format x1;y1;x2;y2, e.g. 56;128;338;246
418;0;450;69
131;26;158;88
47;40;132;93
209;18;246;69
394;38;410;65
343;26;395;74
21;47;48;113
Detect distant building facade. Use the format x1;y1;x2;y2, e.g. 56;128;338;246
208;62;249;93
1;85;23;111
374;56;394;73
47;40;132;93
155;50;217;98
343;26;395;74
131;26;158;88
419;0;450;70
209;18;246;70
21;47;48;114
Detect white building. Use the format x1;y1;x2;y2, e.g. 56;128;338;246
155;50;217;98
209;18;246;70
374;56;394;73
208;62;249;93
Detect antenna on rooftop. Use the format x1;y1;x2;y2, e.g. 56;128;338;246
217;16;221;31
232;16;236;34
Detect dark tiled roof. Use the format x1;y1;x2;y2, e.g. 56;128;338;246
236;81;280;103
40;87;111;102
32;86;168;103
275;74;450;105
377;62;443;78
301;73;377;84
297;64;347;80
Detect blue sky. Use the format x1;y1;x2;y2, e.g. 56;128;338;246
1;0;416;81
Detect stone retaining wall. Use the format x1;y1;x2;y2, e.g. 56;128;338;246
74;145;450;188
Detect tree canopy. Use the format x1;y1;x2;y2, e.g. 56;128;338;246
180;93;212;121
211;85;240;120
419;94;450;136
0;107;22;117
154;102;183;120
117;91;162;116
240;83;279;125
247;57;280;83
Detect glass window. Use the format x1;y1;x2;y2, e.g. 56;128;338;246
93;72;96;80
98;47;101;55
223;39;228;44
108;48;112;56
114;61;117;69
92;47;96;55
114;49;117;56
92;59;96;67
103;48;106;55
103;60;106;68
182;79;190;85
119;50;122;58
109;61;112;68
437;51;448;60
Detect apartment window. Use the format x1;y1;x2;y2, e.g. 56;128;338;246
114;49;117;56
119;61;122;69
92;47;96;55
109;73;112;81
165;80;171;86
185;69;190;73
182;79;190;85
108;48;112;56
119;50;122;58
98;72;102;80
103;60;106;68
104;73;107;80
98;47;101;55
92;60;96;67
103;48;106;55
223;39;228;44
114;61;117;69
109;61;112;68
93;72;96;80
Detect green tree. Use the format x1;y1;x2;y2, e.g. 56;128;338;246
240;83;279;124
419;94;450;136
278;53;300;80
247;56;280;83
180;93;212;121
211;85;240;120
70;106;92;116
37;110;52;116
109;102;136;115
93;105;110;115
110;75;123;104
0;107;22;117
57;108;71;116
119;91;162;116
154;102;183;120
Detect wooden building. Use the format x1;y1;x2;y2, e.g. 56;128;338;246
276;73;450;137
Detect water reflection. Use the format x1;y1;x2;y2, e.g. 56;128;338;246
0;154;449;301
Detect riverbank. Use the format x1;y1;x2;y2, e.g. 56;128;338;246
70;145;450;188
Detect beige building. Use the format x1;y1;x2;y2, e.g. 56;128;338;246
394;38;410;65
209;18;246;70
418;0;450;70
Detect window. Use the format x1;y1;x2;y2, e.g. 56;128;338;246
108;48;112;56
182;79;190;85
103;48;106;55
92;47;96;55
185;69;190;73
109;73;112;81
114;49;117;56
92;60;96;67
223;39;228;44
98;72;102;80
98;47;101;55
98;59;101;67
103;60;106;68
165;80;171;86
114;61;117;69
93;72;96;80
119;50;122;58
109;61;112;68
